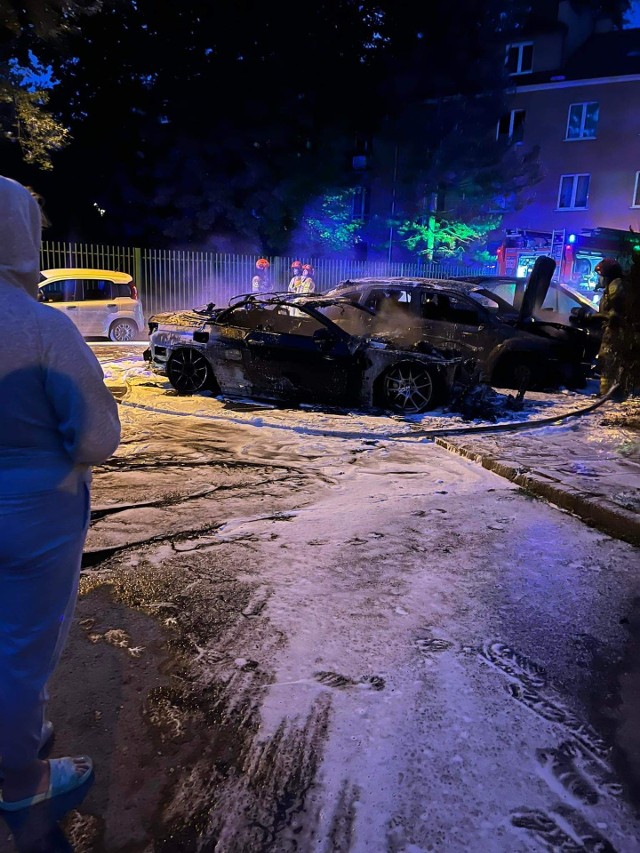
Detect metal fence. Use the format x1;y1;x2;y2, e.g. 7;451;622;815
40;241;495;318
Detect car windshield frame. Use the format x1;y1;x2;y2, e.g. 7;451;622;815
213;294;375;339
467;287;519;315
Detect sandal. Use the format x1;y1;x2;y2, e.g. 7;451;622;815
0;756;93;812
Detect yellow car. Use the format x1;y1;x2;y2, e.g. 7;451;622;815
38;268;144;341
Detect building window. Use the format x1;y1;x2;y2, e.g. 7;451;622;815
557;174;590;210
633;172;640;208
352;186;370;220
566;102;599;140
505;42;534;75
497;109;526;142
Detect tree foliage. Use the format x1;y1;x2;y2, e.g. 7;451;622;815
0;0;101;170
398;215;502;262
296;189;365;255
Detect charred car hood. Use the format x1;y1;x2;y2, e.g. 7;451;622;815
148;305;220;331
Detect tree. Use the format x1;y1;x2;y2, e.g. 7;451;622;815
0;0;101;170
355;0;554;262
0;52;70;169
295;188;366;256
38;0;390;246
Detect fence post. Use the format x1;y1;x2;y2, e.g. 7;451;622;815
133;246;142;286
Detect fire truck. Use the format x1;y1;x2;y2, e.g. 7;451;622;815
496;227;640;301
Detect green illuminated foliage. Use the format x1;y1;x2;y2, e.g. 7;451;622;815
299;190;364;254
398;214;502;261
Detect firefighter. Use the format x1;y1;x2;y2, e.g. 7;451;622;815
299;263;316;294
592;258;631;397
288;260;303;293
252;258;270;294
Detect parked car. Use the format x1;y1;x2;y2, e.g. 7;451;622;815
146;293;463;414
450;274;599;326
38;268;144;341
324;266;600;390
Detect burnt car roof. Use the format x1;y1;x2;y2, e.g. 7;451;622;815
331;277;476;293
331;255;557;324
219;291;374;317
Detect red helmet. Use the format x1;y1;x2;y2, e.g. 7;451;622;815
594;258;621;279
302;263;313;271
291;260;302;269
255;258;270;269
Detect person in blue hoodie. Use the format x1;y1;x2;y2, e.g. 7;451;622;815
0;176;121;811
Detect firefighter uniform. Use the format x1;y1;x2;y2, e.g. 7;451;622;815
594;257;639;397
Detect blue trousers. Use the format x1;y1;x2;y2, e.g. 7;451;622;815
0;481;89;771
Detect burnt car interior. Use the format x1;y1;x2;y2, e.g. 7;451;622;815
214;297;375;340
362;287;498;327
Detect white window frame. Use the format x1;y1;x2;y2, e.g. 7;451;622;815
496;109;526;141
505;42;534;76
633;171;640;208
565;102;599;140
557;174;590;210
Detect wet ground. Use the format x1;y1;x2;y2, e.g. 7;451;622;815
2;346;639;853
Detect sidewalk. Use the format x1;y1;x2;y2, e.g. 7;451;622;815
436;397;640;546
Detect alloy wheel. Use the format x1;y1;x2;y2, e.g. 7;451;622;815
382;362;435;413
110;320;137;342
167;349;212;394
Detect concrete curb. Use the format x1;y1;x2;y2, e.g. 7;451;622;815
435;436;640;548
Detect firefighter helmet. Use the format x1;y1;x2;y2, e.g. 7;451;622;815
256;258;270;269
594;258;622;288
291;260;302;269
302;263;313;271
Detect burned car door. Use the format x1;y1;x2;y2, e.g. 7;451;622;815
240;306;355;404
441;294;503;361
423;291;506;364
361;287;426;350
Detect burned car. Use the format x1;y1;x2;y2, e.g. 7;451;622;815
324;257;599;390
146;293;463;414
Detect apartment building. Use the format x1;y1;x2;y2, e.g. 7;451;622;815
499;15;640;235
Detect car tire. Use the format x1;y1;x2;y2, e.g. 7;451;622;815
167;349;217;395
109;319;138;342
379;361;438;414
492;355;536;390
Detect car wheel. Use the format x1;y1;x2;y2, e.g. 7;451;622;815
167;349;215;395
109;319;138;342
380;361;437;413
493;355;535;390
